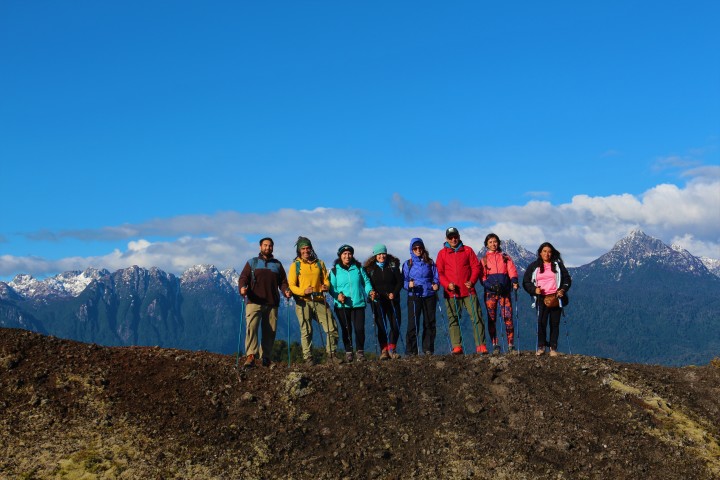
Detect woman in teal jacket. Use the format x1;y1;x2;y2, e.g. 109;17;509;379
329;244;373;362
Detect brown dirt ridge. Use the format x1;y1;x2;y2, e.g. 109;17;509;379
1;327;719;479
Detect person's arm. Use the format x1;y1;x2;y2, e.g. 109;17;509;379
238;261;252;295
522;262;537;296
507;257;519;289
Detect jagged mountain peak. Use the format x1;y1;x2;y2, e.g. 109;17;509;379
579;230;711;280
477;238;536;271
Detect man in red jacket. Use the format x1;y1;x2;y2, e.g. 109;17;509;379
436;227;487;355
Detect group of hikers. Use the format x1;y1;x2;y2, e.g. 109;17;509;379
237;227;571;368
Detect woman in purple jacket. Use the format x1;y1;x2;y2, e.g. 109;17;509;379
402;238;439;355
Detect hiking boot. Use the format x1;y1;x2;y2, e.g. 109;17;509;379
424;351;434;356
389;348;401;359
492;345;501;356
243;354;256;369
536;348;545;356
507;344;516;353
304;357;316;366
380;349;390;361
260;357;271;367
327;352;345;364
356;350;366;362
345;352;354;363
476;344;489;355
451;346;464;355
549;348;560;357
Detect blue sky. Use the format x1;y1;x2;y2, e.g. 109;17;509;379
1;1;719;279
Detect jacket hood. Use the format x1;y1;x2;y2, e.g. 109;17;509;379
409;237;424;258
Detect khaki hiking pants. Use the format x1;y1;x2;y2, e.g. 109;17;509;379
244;303;278;359
295;299;339;359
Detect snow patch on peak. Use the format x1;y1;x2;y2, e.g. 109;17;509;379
700;257;720;278
181;264;221;283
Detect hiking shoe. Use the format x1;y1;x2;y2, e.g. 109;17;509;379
536;348;545;356
476;344;489;355
304;357;316;366
451;346;464;355
507;344;516;353
260;357;271;367
345;352;354;363
380;349;390;361
243;354;256;369
492;345;501;356
356;350;366;362
389;348;401;359
549;348;560;357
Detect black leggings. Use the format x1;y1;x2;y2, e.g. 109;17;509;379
335;306;366;352
372;298;402;348
537;302;562;349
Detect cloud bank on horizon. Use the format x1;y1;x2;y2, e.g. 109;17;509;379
2;166;718;279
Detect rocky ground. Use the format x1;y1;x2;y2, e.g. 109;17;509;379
1;327;719;479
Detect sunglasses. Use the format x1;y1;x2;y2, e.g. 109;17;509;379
412;246;423;251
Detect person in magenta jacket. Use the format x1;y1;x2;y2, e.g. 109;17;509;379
480;233;519;354
436;227;487;355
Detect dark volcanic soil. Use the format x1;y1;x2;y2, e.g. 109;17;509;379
1;328;719;479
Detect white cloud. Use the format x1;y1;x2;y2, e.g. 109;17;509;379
2;169;719;279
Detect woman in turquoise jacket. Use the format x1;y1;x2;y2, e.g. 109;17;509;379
329;244;373;362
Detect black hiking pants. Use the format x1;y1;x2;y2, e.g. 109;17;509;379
406;295;437;354
537;303;562;350
335;306;365;352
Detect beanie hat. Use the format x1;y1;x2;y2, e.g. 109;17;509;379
337;244;354;256
373;243;387;255
295;236;312;249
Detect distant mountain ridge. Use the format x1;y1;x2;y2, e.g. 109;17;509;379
1;231;719;365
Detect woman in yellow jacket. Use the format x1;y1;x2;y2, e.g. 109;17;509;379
287;236;340;365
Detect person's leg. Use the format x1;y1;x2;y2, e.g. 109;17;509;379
445;297;462;351
423;296;437;354
295;302;314;360
244;303;262;356
315;301;339;354
499;294;514;347
484;292;499;345
463;294;486;349
549;307;562;351
537;304;549;350
351;307;365;353
406;296;419;355
259;305;278;361
336;306;353;353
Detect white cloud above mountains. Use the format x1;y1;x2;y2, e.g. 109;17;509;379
2;169;719;279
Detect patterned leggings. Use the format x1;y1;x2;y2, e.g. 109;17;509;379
484;292;514;345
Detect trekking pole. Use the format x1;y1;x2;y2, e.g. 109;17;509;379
469;293;484;353
535;302;540;353
235;296;246;368
341;305;353;356
375;299;391;351
370;300;380;356
310;298;326;352
560;298;572;355
286;297;292;366
390;300;406;353
513;289;519;354
410;292;420;355
438;301;453;353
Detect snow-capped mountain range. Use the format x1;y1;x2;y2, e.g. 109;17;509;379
2;230;717;302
